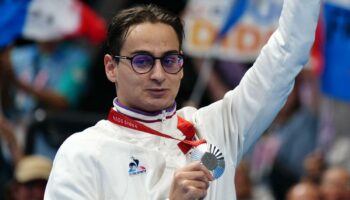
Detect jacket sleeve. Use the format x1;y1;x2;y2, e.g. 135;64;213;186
190;0;321;166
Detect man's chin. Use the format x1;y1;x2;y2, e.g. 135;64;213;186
142;100;173;112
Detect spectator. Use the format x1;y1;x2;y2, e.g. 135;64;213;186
248;75;319;199
268;75;319;199
6;155;52;200
235;160;274;200
1;39;91;158
286;182;320;200
0;39;91;200
0;1;105;199
303;151;325;184
320;166;350;200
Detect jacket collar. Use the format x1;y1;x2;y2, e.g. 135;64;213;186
112;98;177;123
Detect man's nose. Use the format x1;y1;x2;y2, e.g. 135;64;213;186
149;59;166;82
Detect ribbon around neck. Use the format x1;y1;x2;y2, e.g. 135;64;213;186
107;108;206;154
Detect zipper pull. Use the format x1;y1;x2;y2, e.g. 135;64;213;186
161;109;166;122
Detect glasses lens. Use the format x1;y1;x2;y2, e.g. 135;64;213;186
132;54;154;73
162;54;184;74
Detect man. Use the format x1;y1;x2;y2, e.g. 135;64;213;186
44;0;321;199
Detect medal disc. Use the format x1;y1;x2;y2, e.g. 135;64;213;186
189;143;225;179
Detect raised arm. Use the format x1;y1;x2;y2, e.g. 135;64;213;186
190;0;322;165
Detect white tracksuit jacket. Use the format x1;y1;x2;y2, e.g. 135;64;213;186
44;0;321;199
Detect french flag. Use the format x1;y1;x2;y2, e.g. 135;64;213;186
0;0;106;49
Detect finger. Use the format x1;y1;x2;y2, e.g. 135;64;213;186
176;170;210;183
182;179;210;190
180;162;214;181
199;163;214;181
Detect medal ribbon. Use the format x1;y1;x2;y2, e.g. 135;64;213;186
108;108;206;154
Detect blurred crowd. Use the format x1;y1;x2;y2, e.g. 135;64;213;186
0;0;349;199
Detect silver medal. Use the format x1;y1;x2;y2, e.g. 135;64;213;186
189;143;225;179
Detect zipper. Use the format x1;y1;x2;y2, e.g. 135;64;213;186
161;109;166;122
160;109;167;145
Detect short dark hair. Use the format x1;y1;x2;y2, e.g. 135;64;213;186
106;4;184;56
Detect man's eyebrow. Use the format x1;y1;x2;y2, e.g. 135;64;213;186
128;50;150;55
163;50;181;55
128;50;181;56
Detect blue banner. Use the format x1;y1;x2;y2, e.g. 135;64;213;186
321;3;350;101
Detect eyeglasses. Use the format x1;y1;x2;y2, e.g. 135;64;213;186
114;53;184;74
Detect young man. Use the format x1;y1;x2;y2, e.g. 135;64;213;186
44;0;321;199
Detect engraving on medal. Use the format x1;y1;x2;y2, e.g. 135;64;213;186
201;152;218;170
189;143;225;180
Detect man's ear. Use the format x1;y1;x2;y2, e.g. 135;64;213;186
104;54;117;83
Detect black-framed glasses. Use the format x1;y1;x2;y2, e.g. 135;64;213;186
114;53;184;74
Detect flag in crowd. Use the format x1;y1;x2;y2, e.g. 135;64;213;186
311;0;350;101
0;0;106;49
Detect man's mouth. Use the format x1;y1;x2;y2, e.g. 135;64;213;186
148;88;167;97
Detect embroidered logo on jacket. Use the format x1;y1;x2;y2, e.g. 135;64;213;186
128;157;146;176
